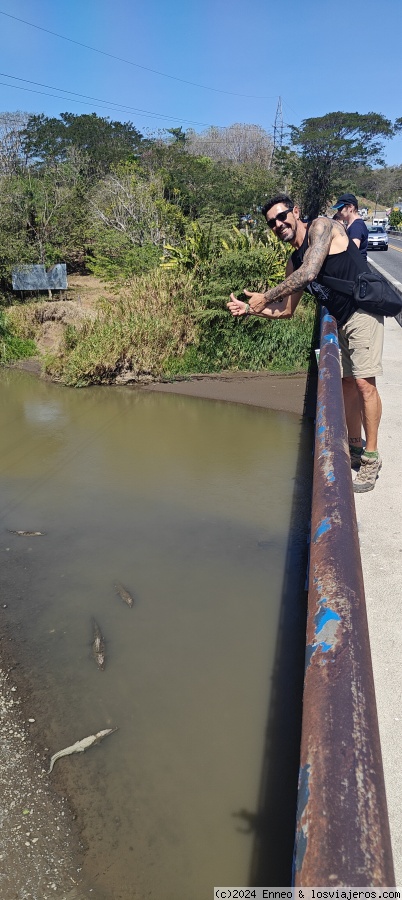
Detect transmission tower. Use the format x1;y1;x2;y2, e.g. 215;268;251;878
273;97;284;151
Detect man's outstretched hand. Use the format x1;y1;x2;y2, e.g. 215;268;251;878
227;289;267;316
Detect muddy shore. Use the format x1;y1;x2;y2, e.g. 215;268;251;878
142;369;313;417
0;366;312;899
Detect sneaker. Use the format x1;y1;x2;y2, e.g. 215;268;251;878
349;446;363;470
353;453;382;493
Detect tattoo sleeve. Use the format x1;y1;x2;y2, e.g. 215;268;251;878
263;218;334;303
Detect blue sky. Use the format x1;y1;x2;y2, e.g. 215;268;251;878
0;0;401;164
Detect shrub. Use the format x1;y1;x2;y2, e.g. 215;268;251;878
0;309;36;363
86;230;162;284
168;236;315;375
44;270;199;386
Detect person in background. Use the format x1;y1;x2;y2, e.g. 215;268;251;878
227;194;383;493
332;211;347;231
332;193;369;258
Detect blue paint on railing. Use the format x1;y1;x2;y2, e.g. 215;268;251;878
313;517;331;542
315;607;340;634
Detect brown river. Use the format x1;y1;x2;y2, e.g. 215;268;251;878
0;368;312;899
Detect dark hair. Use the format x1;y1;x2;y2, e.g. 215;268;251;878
261;193;295;218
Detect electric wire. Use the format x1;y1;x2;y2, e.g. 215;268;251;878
0;9;280;101
0;71;215;122
0;73;279;138
0;78;215;127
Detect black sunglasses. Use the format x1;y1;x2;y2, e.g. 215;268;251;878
266;207;294;229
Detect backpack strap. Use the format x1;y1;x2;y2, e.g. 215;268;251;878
320;274;355;296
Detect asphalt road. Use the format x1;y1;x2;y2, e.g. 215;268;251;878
368;231;402;284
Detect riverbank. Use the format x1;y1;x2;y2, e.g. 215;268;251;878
142;369;314;416
0;630;86;899
12;357;314;417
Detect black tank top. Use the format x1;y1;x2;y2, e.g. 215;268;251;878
290;222;370;326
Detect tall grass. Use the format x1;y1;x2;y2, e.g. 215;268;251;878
0;309;36;363
9;231;316;386
44;270;199;386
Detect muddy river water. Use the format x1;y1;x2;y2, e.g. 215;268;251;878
0;368;312;899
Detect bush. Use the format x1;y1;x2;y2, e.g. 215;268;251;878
169;238;315;375
44;270;199;386
41;232;316;385
0;309;36;363
87;232;161;282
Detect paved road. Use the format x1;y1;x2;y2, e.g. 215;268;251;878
369;233;402;284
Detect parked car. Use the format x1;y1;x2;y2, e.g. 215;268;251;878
367;225;388;251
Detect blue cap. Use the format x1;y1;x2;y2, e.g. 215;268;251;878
332;193;358;209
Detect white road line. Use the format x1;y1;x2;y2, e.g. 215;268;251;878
367;255;402;293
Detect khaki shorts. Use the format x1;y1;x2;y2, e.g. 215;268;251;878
338;308;384;379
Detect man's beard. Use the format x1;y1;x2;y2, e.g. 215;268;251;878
278;222;296;243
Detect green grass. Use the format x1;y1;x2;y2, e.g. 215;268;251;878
0;310;37;364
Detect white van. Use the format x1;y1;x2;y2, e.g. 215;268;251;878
372;216;388;228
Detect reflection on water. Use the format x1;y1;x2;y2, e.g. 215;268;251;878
0;369;311;899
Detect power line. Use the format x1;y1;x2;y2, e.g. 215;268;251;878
0;78;216;128
0;72;280;139
0;9;280;102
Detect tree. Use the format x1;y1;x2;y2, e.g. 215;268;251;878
290;112;395;218
0;149;91;276
90;162;186;247
141;139;278;221
185;123;274;168
166;127;187;144
389;208;402;229
22;112;144;176
0;111;30;175
352;165;402;207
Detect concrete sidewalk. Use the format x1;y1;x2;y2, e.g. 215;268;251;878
354;316;402;885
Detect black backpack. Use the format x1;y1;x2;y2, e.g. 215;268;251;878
321;270;402;318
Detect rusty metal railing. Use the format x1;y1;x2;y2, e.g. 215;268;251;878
293;309;395;886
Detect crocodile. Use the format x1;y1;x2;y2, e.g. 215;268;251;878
91;618;106;671
8;530;45;536
48;727;117;774
115;581;134;608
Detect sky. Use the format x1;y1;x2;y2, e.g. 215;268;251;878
0;0;401;165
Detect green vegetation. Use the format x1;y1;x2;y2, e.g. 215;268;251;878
0;108;400;381
40;244;315;386
0;309;36;363
389;209;402;230
288;112;396;219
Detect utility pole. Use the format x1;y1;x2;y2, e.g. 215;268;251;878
273;96;284;152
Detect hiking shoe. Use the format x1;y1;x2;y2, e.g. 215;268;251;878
349;446;363;470
353;453;382;493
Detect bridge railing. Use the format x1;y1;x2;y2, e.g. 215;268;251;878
293;309;395;886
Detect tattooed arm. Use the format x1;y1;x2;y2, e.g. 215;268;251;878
244;217;334;316
228;256;304;319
